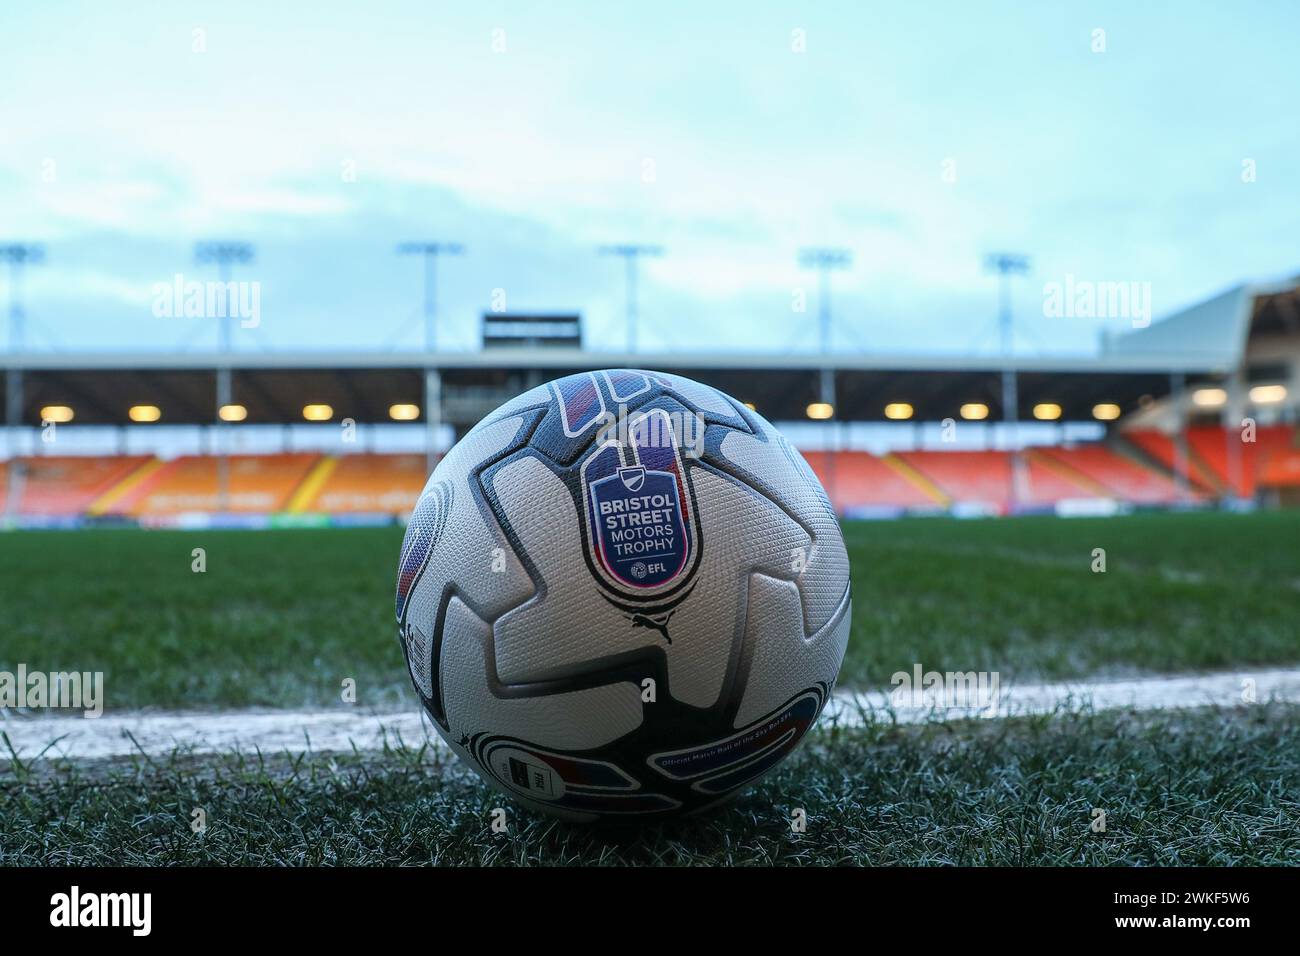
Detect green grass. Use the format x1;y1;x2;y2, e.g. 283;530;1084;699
4;705;1298;865
842;510;1300;683
2;526;405;711
1;511;1298;710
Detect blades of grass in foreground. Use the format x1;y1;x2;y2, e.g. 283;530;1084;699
3;705;1298;866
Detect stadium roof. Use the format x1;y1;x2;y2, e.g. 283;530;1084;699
7;278;1295;428
1104;277;1300;367
7;364;1191;428
13;277;1299;377
0;347;1234;374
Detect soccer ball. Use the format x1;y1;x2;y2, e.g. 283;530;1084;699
395;369;850;821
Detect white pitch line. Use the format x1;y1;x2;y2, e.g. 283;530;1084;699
819;667;1300;724
3;667;1299;763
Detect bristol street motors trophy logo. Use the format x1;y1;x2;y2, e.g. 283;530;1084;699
580;407;700;639
588;464;689;588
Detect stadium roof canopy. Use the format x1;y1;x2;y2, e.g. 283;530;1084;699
1104;277;1300;366
5;278;1294;429
0;347;1237;373
1;362;1205;429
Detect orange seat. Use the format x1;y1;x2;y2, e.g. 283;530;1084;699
1020;455;1103;504
303;454;431;514
1037;445;1182;503
895;451;1014;508
802;451;941;510
1186;425;1296;496
1259;446;1300;488
0;455;153;515
1125;430;1218;491
110;453;321;515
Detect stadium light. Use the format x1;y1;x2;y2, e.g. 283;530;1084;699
194;242;255;354
1092;403;1122;421
218;404;248;422
598;244;664;353
302;404;334;422
397;241;465;352
40;405;74;423
2;242;45;351
194;241;254;267
389;403;420;421
798;247;852;354
196;241;255;515
1249;384;1287;404
129;405;161;423
884;402;913;420
983;253;1031;356
1192;387;1226;408
960;403;989;420
805;402;834;420
1032;403;1062;421
983;252;1031;517
4;243;46;528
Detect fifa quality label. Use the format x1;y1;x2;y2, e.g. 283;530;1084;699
587;465;689;588
487;746;565;800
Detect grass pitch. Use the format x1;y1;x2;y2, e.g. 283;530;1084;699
4;705;1298;865
1;510;1297;711
2;511;1298;866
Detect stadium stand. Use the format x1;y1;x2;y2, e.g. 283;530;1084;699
802;451;946;513
1020;454;1105;506
1258;445;1300;507
1259;446;1300;488
895;451;1017;509
0;428;1291;524
289;453;431;514
1185;425;1297;497
1123;430;1220;492
104;453;322;516
0;455;153;516
892;450;1114;511
1034;445;1184;504
2;275;1293;525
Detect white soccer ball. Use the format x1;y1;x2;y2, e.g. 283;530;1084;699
396;369;851;820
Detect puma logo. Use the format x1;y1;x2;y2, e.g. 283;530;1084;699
630;610;676;644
